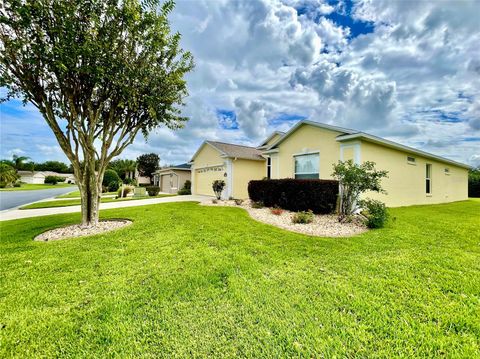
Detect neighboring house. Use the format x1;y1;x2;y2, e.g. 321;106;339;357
190;120;470;206
124;169;151;185
190;141;266;199
18;171;76;184
153;163;191;193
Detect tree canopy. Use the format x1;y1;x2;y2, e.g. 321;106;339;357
0;0;193;225
136;153;160;180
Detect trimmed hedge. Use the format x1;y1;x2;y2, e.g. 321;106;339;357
248;179;339;214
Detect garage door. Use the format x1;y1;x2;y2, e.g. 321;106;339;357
161;174;171;193
194;165;225;196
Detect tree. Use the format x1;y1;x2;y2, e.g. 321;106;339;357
35;161;70;173
332;160;388;221
0;163;18;187
12;155;30;171
1;0;194;226
469;167;480;198
108;159;137;180
102;169;121;191
136;153;160;182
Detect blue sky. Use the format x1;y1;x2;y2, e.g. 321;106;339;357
1;0;479;166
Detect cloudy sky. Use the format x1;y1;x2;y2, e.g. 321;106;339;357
1;0;479;167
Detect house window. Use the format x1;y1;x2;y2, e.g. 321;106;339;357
407;156;416;164
294;153;319;179
267;157;272;179
426;164;432;194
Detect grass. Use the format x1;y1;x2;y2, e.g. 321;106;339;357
56;190;118;199
0;183;75;191
20;194;176;209
1;200;479;357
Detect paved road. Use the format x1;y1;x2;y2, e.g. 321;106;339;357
0;187;76;211
0;195;210;221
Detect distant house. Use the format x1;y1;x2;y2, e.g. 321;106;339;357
153;163;191;194
17;171;76;184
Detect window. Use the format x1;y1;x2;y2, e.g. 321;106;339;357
426;164;432;194
267;157;272;179
407;156;416;164
294;153;319;179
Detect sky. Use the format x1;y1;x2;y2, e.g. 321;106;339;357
1;0;479;167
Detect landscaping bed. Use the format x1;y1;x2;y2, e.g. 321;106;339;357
203;199;367;237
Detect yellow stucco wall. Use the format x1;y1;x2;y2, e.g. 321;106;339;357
192;144;225;196
360;141;469;207
232;159;266;199
272;124;342;179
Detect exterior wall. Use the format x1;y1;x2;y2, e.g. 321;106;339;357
157;170;191;193
272;124;342;179
20;175;45;184
232;159;266;199
192;144;226;196
360;141;469;207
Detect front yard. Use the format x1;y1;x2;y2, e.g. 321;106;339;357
0;183;75;191
0;200;479;357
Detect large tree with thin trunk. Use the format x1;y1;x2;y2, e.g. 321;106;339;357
0;0;194;226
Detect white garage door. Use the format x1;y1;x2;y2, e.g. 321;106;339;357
194;165;225;196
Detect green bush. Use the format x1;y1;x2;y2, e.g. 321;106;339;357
123;177;136;185
103;169;120;187
13;182;21;187
117;185;134;198
359;198;389;228
212;180;225;199
0;182;6;188
45;175;64;184
108;181;120;192
146;186;160;196
292;210;314;224
251;201;264;209
178;180;191;195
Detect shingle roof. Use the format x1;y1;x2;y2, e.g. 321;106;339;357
207;141;265;161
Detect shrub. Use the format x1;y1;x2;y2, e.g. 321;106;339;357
292;210;314;224
146;186;160;196
234;199;244;205
270;207;283;215
13;182;21;187
212;180;225;199
0;183;6;188
248;179;338;214
251;201;264;208
469;168;480;198
117;185;134;198
45;175;64;184
332;160;388;221
359;198;389;228
108;180;120;192
103;169;120;187
178;180;191;195
123;177;136;185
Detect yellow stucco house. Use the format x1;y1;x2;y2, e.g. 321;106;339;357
190;120;470;206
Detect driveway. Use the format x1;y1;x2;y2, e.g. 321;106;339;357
0;195;211;221
0;187;76;211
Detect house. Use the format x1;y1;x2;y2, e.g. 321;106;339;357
17;171;76;184
190;120;470;206
153;163;191;193
190;141;266;199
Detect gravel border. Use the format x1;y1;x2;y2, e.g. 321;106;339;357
203;200;367;237
34;219;133;242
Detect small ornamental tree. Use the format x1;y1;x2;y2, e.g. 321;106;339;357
212;180;225;200
0;0;193;226
0;163;18;187
137;153;160;183
332;160;388;221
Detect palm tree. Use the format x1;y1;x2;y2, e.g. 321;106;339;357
108;159;137;180
12;155;31;171
0;163;19;187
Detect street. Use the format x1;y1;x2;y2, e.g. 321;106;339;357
0;187;76;211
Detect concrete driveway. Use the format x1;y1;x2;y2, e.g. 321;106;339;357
0;195;211;221
0;187;76;211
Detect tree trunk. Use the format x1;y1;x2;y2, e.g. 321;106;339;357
77;158;103;227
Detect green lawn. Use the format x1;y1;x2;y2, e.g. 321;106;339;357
56;190;118;198
20;194;176;209
1;200;479;357
0;183;75;191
